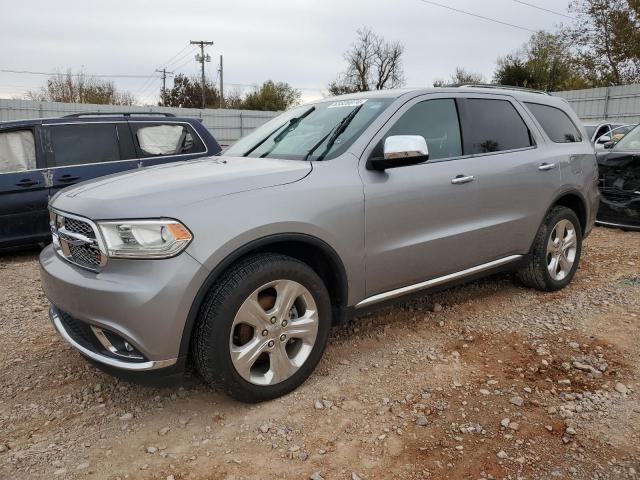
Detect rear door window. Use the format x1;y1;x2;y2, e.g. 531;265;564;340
131;123;205;157
0;130;36;173
48;123;123;167
525;103;582;143
459;98;533;154
386;98;462;160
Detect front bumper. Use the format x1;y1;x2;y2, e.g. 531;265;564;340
40;244;210;370
49;306;176;371
596;197;640;230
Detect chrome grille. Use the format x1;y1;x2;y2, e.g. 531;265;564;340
63;217;96;239
51;211;106;271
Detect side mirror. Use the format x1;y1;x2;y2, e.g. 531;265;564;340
596;135;611;144
368;135;429;171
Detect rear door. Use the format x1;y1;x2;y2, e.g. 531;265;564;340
455;96;560;258
44;122;138;197
129;121;208;167
0;125;50;247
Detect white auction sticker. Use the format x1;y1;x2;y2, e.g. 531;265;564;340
327;99;368;108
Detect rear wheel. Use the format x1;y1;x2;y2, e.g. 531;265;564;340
193;253;331;402
517;206;582;291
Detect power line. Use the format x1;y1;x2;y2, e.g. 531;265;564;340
508;0;574;19
157;43;192;68
170;54;198;73
416;0;538;32
0;69;158;79
163;47;198;70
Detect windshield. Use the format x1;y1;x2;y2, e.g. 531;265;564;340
613;124;640;151
224;98;394;161
585;125;596;138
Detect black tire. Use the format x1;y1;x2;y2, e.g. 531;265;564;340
193;253;332;402
517;206;583;292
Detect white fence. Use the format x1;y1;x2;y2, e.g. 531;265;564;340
555;84;640;124
0;99;280;146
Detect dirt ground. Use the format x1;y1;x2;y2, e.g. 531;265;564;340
0;227;639;480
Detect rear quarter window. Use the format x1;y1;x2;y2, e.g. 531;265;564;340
132;123;205;157
525;103;582;143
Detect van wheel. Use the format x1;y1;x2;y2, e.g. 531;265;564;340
517;206;582;291
193;253;332;402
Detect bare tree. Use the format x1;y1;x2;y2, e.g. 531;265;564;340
26;70;135;105
328;27;405;95
433;67;486;87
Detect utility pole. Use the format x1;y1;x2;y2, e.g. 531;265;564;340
155;68;173;106
219;55;224;109
190;40;213;109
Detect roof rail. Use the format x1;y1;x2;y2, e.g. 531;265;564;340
63;112;176;118
454;83;551;96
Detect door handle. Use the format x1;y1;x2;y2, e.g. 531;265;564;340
538;163;556;171
451;175;475;185
59;175;81;183
15;179;38;187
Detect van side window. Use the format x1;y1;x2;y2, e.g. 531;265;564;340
132;124;205;157
525;102;582;143
387;99;462;160
49;124;121;167
0;130;36;173
460;99;532;154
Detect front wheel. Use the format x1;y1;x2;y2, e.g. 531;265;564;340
517;206;582;291
193;253;332;402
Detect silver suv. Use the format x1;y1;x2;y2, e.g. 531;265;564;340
40;87;599;402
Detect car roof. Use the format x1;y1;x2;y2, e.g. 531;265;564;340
0;115;200;128
313;85;568;108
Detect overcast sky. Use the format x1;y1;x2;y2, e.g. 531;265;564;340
0;0;572;104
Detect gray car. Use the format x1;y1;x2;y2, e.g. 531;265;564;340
40;86;599;402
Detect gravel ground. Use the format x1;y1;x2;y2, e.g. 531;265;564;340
0;227;639;480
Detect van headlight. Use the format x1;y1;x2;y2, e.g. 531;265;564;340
97;220;192;259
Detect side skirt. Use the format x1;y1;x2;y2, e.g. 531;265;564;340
355;255;523;310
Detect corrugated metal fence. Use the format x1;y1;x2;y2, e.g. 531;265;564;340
0;99;280;146
555;84;640;124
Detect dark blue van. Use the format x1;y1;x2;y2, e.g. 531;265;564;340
0;113;221;249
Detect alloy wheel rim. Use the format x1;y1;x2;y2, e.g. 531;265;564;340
546;219;577;281
229;279;318;386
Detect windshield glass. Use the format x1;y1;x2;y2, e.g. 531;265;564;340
224;98;394;161
613;124;640;151
585;125;596;138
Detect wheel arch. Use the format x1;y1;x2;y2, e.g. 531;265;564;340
178;233;349;361
551;190;588;234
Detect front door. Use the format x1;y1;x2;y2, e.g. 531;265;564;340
0;126;50;247
360;96;484;297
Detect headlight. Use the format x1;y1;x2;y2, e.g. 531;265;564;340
97;219;192;259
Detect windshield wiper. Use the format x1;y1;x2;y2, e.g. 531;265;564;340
304;103;364;162
242;106;315;157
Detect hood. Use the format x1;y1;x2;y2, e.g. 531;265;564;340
51;156;312;219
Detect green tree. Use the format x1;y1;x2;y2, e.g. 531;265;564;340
493;55;535;88
240;81;300;111
564;0;640;85
493;33;587;91
163;74;221;109
26;70;135;105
